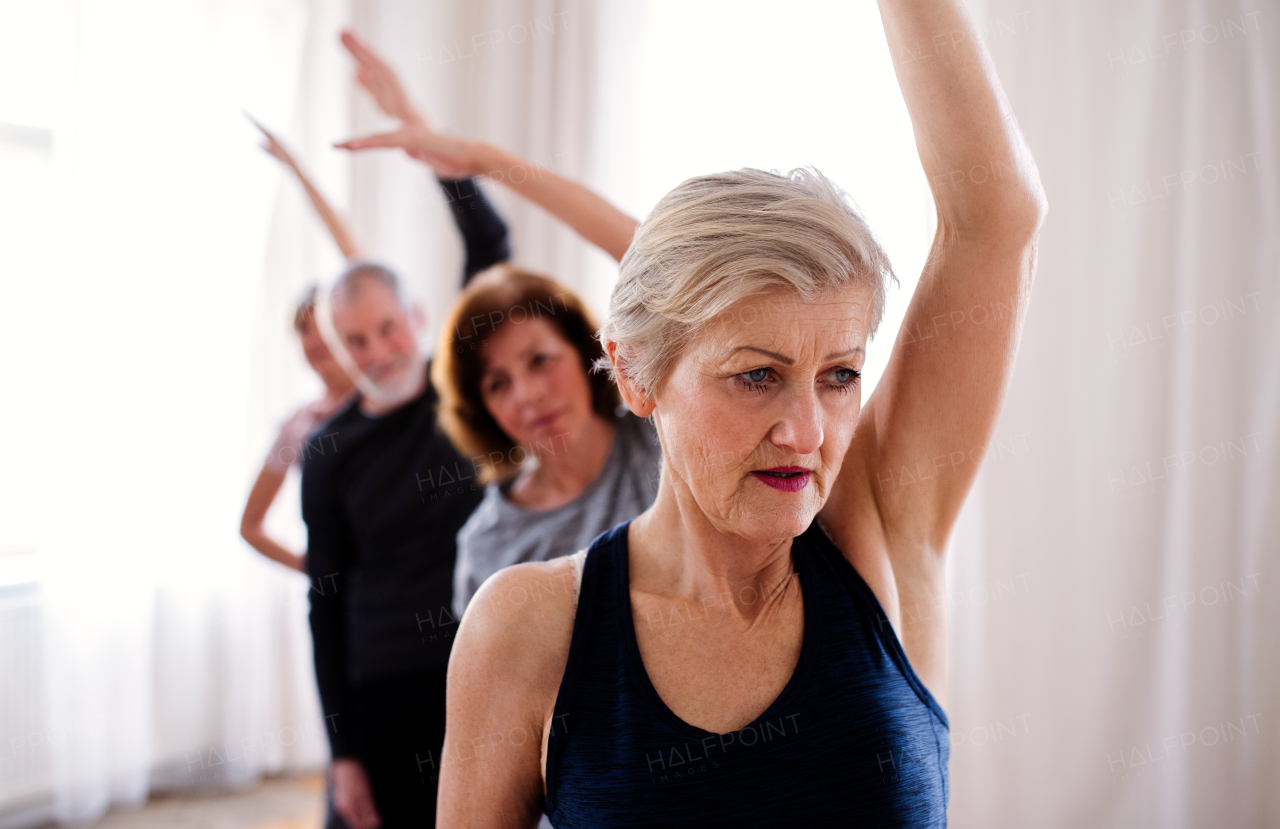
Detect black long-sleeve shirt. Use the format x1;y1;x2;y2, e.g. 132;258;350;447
440;176;511;278
301;176;507;758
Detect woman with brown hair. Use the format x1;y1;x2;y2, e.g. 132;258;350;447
432;265;661;620
334;31;659;627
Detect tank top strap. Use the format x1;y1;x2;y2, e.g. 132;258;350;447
545;518;950;826
568;548;588;607
795;519;949;729
544;522;630;814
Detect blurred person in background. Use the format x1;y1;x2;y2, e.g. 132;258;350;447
433;266;662;625
300;30;524;829
334;27;661;639
334;30;661;625
239;121;358;574
244;115;512;829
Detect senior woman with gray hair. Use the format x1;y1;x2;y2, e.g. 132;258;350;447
432;0;1043;824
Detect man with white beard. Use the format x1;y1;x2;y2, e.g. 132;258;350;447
302;179;507;829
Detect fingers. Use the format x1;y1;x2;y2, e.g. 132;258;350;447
245;113;284;149
345;784;380;829
244;113;291;161
333;765;377;829
339;799;375;829
339;31;425;127
334;792;359;828
341;29;392;74
339;30;369;61
334;132;404;152
243;111;268;134
332;758;381;829
339;29;369;58
354;68;386;98
359;795;383;829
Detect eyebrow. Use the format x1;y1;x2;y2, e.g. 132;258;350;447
727;345;864;364
481;342;545;375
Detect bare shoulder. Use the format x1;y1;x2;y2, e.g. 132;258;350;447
440;558;580;825
452;557;579;700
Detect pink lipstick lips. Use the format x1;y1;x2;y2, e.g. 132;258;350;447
750;466;811;492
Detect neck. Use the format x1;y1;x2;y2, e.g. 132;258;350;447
512;414;617;507
628;476;797;618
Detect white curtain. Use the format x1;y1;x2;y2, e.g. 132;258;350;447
946;1;1279;826
24;0;338;823
10;0;1276;825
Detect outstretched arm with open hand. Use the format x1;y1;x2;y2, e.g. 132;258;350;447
249;115;362;261
335;30;637;263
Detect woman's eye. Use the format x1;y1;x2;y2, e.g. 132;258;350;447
827;367;861;392
733;367;773;393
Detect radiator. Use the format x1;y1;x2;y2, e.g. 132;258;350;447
0;578;53;828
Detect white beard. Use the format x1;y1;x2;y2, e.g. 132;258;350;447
357;356;424;411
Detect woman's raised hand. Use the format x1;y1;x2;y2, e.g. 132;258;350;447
336;30;478;180
245;113;362;259
335;121;477;179
248;113;299;170
340;30;421;125
336;28;637;261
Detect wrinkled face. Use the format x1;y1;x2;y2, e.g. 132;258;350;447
331;280;421;404
651;285;872;542
479;317;596;461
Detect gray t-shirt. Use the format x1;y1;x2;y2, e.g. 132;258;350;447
453;410;662;619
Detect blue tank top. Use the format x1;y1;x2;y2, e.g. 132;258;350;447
544;519;950;827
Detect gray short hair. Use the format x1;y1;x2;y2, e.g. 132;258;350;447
331;261;409;308
598;167;897;396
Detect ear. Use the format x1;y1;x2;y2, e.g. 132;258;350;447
409;303;427;335
606;340;656;417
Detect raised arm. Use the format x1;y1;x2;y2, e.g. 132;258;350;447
829;0;1047;553
821;0;1046;702
250;115;362;261
438;175;511;285
334;30;637;263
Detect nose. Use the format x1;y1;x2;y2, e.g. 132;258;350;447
358;337;392;375
770;388;824;457
513;370;548;410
